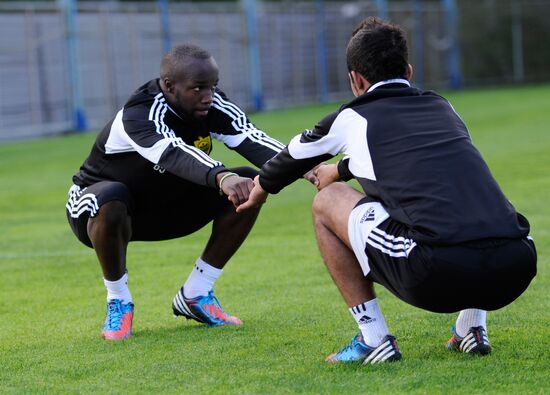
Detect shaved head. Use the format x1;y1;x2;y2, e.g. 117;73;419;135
159;44;219;119
160;44;213;82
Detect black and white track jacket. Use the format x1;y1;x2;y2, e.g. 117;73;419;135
259;79;529;245
73;79;284;192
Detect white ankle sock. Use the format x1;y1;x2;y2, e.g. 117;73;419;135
104;273;132;304
455;309;487;337
183;258;222;298
350;298;389;347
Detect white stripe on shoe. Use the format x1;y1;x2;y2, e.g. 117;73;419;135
460;330;490;353
172;289;198;320
363;337;401;365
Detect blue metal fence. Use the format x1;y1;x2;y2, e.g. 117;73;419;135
1;0;549;141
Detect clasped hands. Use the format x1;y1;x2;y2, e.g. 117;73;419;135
222;163;340;213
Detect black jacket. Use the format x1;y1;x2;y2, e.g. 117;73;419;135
259;80;529;245
74;79;284;194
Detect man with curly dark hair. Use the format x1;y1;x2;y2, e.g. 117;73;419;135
238;17;537;364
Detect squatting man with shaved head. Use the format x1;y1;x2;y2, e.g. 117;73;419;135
66;44;291;339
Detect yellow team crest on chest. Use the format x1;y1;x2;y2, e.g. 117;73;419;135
193;135;212;154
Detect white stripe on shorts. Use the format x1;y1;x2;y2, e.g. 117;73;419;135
367;228;417;258
347;201;390;276
348;201;417;276
66;184;99;218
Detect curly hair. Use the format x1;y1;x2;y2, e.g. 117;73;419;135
346;17;409;83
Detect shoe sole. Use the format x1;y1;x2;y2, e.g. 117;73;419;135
102;332;132;341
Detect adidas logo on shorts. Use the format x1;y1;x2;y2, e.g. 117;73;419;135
360;207;376;223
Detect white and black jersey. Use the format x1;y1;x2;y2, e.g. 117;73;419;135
73;79;284;193
259;79;530;245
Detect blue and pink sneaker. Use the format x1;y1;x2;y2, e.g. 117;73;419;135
172;287;242;326
325;332;402;364
102;299;134;340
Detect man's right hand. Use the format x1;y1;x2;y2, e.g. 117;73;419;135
314;163;340;190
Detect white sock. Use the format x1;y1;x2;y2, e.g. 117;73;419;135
350;298;390;347
104;273;132;304
183;258;222;298
455;309;487;337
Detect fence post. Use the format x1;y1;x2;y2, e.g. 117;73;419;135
411;0;424;89
60;0;87;131
315;0;329;102
511;0;524;83
242;0;264;111
442;0;461;89
158;0;172;54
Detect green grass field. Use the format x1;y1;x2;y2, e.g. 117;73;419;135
1;84;549;394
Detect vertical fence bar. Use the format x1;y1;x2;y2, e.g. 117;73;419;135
60;0;87;131
128;6;140;90
25;7;41;126
242;0;263;110
158;0;172;54
34;15;51;124
375;0;389;19
315;0;329;102
511;0;524;83
442;0;461;89
101;6;115;112
411;0;424;88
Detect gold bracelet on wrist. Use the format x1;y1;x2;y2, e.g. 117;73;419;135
218;172;238;195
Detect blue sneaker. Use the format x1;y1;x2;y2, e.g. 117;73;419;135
102;299;134;341
325;332;402;364
172;287;242;327
447;326;491;355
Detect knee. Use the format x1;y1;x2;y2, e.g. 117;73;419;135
312;183;343;221
89;200;129;233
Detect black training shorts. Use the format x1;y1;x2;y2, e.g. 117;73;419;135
65;166;258;248
348;198;537;313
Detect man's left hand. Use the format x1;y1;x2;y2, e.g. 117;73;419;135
236;175;269;213
219;175;255;207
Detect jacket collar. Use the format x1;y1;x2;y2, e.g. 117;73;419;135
367;78;410;93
